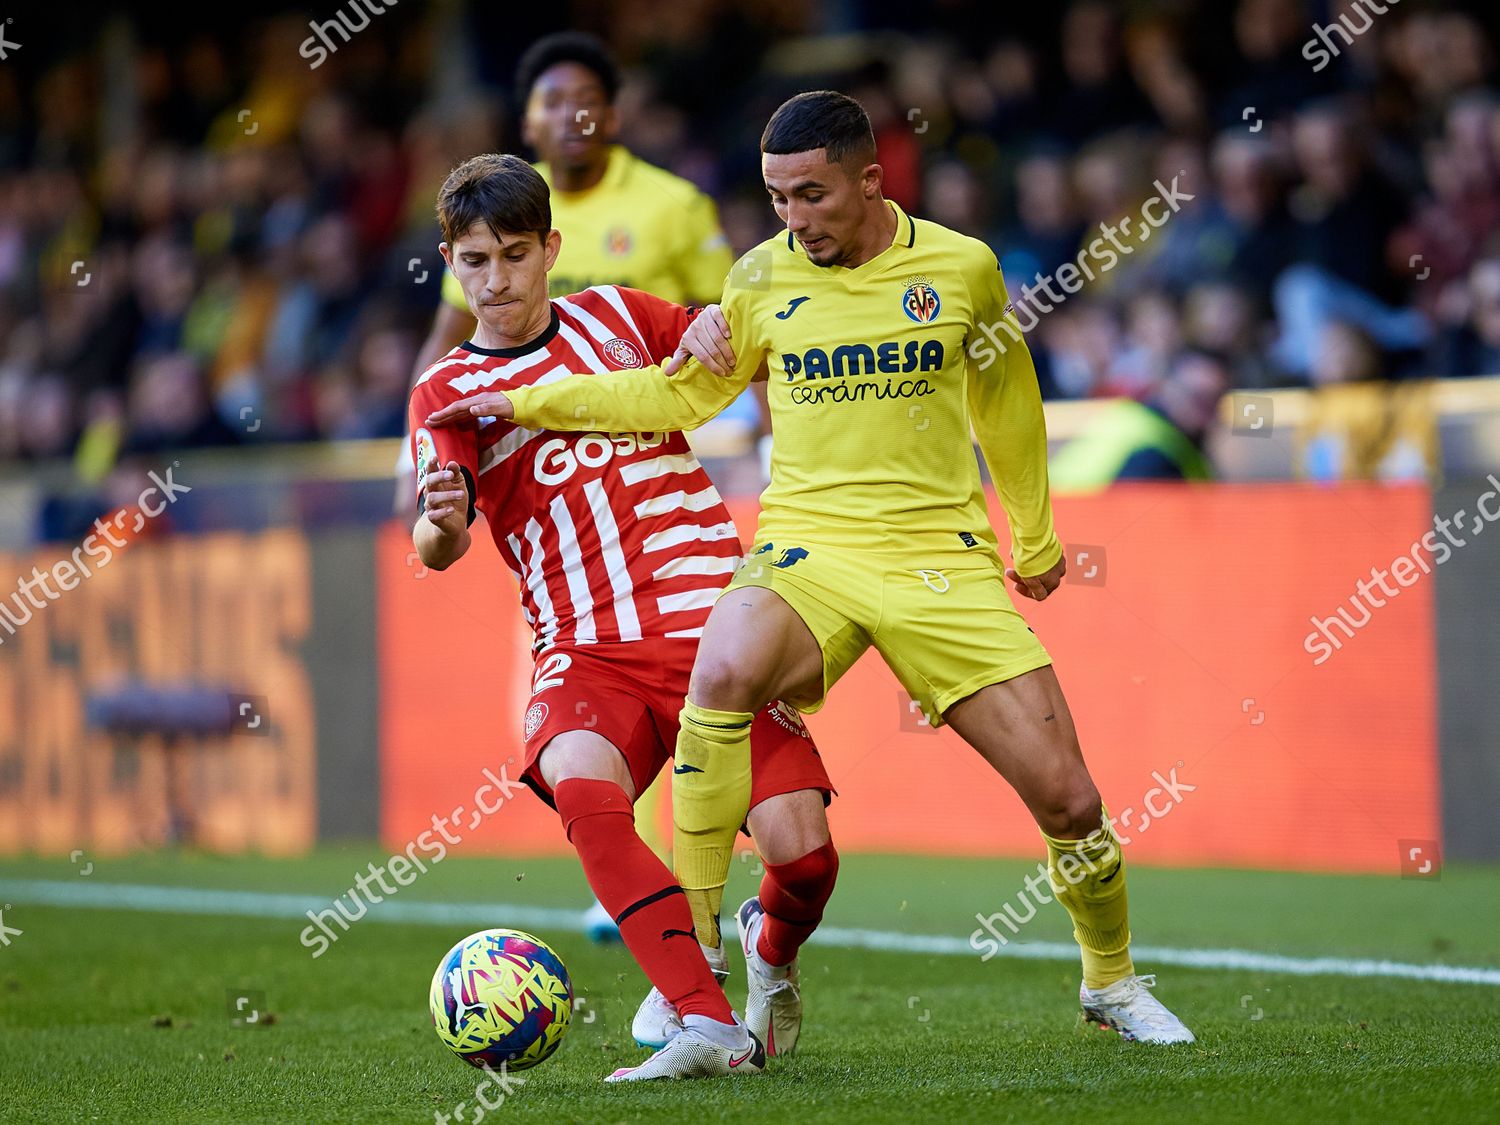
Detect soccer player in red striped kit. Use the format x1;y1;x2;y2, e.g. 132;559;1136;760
409;153;837;1081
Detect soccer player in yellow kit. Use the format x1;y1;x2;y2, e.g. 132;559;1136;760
428;90;1195;1053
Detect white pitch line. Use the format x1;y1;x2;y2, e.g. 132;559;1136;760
4;880;1499;987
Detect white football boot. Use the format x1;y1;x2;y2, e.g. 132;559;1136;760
631;943;730;1048
1080;974;1196;1043
605;1016;765;1082
736;896;802;1057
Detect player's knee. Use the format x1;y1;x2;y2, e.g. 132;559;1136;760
1038;784;1104;839
779;839;839;900
688;654;771;712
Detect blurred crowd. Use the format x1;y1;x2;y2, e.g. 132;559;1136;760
3;0;1500;478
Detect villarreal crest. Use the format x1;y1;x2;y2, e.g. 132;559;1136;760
902;281;941;323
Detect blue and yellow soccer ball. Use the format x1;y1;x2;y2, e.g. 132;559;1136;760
429;928;573;1070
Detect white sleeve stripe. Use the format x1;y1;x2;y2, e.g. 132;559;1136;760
664;627;706;639
479;426;544;475
617;452;703;485
633;486;724;519
414;349;486;387
656;588;721;614
641;521;739;553
652;556;741;580
594;285;645;342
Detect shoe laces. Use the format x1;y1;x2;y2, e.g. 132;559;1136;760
1111;975;1182;1031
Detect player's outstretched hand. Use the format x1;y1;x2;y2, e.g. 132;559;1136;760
1005;554;1066;601
422;460;469;535
426;392;514;427
665;303;736;377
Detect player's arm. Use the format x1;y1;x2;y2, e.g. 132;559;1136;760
413;461;471;570
965;256;1064;600
426;356;752;433
426;293;762;433
408;383;479;571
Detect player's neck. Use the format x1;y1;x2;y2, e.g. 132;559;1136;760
836;198;899;269
551;153;610;194
470;300;555;352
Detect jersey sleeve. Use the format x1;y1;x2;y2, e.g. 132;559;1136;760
408;377;480;525
506;356;752;433
441;268;469;312
672;191;735;306
963;248;1063;577
507;280;762;433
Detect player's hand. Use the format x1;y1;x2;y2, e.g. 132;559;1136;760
1005;554;1065;602
422;460;469;535
665;304;736;377
426;392;514;427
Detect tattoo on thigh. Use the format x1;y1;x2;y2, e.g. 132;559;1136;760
1043;712;1056;722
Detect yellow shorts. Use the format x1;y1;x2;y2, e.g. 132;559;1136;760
725;541;1053;727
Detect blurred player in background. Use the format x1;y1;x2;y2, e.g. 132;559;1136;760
409;154;838;1080
400;32;738;941
429;91;1196;1048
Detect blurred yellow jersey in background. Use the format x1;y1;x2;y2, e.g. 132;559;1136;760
441;145;733;308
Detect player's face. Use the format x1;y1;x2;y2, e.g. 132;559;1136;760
764;150;879;268
523;62;617;174
440;222;561;344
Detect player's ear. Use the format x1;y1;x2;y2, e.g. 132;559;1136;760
861;162;884;200
542;228;562;271
437;242;453;270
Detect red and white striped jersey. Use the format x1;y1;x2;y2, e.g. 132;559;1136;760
408;286;743;653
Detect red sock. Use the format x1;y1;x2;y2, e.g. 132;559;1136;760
756;840;839;967
553;778;733;1024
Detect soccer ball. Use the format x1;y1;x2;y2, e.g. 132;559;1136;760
429;928;573;1070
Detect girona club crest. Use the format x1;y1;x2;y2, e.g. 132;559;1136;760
602;337;644;368
902;281;941;323
524;702;549;741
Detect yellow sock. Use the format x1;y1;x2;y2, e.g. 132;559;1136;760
672;699;754;949
1041;809;1135;989
633;773;667;861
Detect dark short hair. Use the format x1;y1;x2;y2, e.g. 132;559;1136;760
761;90;876;168
436;153;551;246
516;32;620;103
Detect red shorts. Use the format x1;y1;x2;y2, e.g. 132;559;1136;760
519;639;832;813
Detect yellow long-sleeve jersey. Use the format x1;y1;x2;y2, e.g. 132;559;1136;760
505;200;1062;575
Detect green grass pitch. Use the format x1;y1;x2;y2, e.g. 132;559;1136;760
1;849;1496;1123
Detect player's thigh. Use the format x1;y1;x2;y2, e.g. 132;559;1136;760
690;585;827;709
699;546;873;713
746;789;830;865
942;665;1098;820
536;729;638;800
872;562;1053;727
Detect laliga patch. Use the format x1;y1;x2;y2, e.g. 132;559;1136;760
602;337;644;368
524;701;549;741
414;427;437;486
